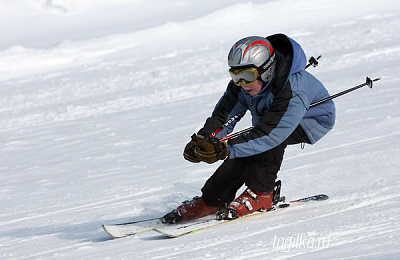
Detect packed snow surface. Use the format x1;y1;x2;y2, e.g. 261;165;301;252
1;0;400;259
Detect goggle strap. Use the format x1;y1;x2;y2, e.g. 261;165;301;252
258;52;276;74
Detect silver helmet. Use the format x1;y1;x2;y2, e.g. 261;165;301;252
228;36;276;83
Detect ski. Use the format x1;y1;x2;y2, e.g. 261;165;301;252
154;194;329;238
101;193;328;238
102;218;165;238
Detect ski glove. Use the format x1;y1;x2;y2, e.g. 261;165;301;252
183;134;202;163
195;134;229;164
183;134;229;164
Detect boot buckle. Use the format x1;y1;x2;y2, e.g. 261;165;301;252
240;197;253;211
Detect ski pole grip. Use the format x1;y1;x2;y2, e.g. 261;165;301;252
205;136;225;160
190;134;201;151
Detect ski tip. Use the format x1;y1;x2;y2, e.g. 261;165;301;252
153;228;180;238
102;224;132;239
102;225;119;239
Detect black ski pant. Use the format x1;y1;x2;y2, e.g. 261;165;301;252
201;125;309;208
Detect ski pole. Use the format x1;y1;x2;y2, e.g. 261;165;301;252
208;112;245;139
209;56;322;140
219;77;381;142
309;77;380;107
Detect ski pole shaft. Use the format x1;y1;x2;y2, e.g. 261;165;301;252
309;77;380;107
219;77;381;142
219;127;253;142
208;112;245;138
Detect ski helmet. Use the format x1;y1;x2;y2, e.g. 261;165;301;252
228;36;276;84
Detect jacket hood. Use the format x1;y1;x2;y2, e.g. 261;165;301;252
286;36;307;75
263;34;307;93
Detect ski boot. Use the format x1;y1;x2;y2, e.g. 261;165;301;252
216;181;282;220
162;196;219;224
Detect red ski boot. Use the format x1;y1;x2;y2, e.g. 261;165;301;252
216;188;273;220
163;196;219;224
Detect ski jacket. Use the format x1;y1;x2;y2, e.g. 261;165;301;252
199;34;336;159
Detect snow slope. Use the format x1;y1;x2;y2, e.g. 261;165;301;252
1;0;400;259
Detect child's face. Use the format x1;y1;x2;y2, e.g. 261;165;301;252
240;80;263;96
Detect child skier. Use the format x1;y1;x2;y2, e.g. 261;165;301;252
163;33;335;223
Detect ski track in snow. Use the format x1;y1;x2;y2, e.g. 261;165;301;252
1;0;400;259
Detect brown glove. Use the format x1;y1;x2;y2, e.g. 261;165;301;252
193;136;229;164
183;134;203;163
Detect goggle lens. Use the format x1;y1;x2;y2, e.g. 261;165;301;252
229;68;259;86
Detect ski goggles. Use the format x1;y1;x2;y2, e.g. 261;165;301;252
228;67;260;86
